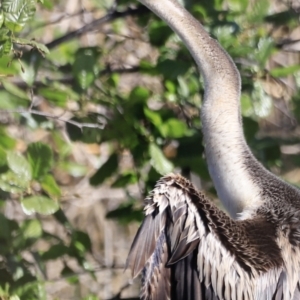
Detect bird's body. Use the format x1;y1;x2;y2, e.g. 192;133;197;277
126;0;300;299
127;174;300;299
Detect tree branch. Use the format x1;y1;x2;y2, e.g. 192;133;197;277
1;66;140;90
46;6;149;50
0;109;105;130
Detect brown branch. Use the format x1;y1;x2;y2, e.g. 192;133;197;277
46;6;149;50
0;109;105;130
1;66;140;90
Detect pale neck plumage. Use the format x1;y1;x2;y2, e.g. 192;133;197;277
139;0;265;218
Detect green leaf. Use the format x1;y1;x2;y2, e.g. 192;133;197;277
59;162;87;177
22;219;42;239
270;65;300;78
1;80;30;100
90;153;118;186
27;142;53;179
241;93;254;117
19;60;35;86
12;37;50;56
156;59;190;80
228;0;248;11
7;151;32;181
61;266;79;284
255;37;274;66
129;87;149;103
71;231;92;253
0;213;13;239
41;174;61;199
160;118;188;138
243;117;259;142
149;143;173;175
72;47;100;90
265;10;297;26
65;116;102;143
21;196;59;215
144;107;162;127
41;244;69;260
111;173;137;188
3;0;36;32
0;127;16;149
0;11;4;28
0;28;9;42
0;171;29;193
0;38;12;57
0;146;7;168
39;87;68;107
251;81;273;118
247;0;270;23
148;20;173;46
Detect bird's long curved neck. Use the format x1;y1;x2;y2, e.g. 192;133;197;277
139;0;269;218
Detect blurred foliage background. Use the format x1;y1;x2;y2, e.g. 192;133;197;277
0;0;300;299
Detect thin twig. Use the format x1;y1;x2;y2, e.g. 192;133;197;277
46;6;148;50
0;109;105;130
1;66;140;89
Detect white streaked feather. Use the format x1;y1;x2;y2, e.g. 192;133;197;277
128;174;300;299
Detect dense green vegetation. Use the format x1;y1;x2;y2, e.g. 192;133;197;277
0;0;299;298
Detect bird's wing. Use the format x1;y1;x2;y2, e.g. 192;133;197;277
126;174;300;300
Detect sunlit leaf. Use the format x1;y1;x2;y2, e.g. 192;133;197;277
22;219;42;239
270;65;300;78
7;151;32;181
160;118;188;138
39;87;68;107
3;0;36;32
41;174;61;199
19;60;35;86
0;38;12;56
255;37;274;66
228;0;248;11
144;107;162;127
21;196;59;215
59;162;87;177
251;81;273;118
0;128;16;149
1;80;30;100
149;143;173;175
27;142;53;179
241;93;253;117
129;86;149;103
0;11;4;28
0;171;29;193
72;47;100;90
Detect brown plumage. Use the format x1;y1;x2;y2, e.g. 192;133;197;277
126;0;300;299
127;174;300;299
